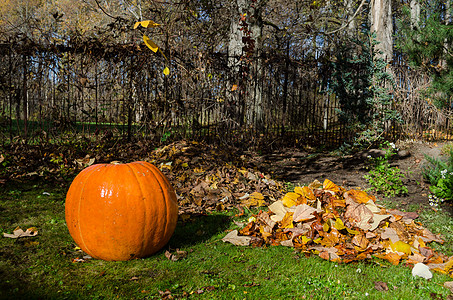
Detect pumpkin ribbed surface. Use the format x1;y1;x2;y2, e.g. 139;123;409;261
65;161;178;261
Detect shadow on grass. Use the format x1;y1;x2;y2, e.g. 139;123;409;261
168;213;232;249
0;268;78;300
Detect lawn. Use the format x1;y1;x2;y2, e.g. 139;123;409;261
1;180;453;299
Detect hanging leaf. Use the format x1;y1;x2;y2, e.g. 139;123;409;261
163;67;170;76
143;35;159;53
134;20;161;29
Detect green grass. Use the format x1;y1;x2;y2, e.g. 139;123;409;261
1;181;453;299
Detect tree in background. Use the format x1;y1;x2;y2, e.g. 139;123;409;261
397;0;453;109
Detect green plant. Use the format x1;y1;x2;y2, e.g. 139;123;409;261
364;142;408;197
330;31;402;150
422;150;453;203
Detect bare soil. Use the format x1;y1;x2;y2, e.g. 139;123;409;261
250;140;453;215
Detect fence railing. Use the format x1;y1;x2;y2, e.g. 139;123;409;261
0;43;451;149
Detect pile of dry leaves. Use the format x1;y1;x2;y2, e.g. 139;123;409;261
147;141;284;214
223;179;453;277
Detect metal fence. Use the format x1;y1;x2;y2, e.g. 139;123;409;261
0;42;451;149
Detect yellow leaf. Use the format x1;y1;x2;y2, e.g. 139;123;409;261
301;235;312;245
134;20;160;29
250;192;264;200
375;252;402;265
163;67;170;76
281;192;301;207
231;84;238;91
323;222;330;232
238;168;248;175
345;189;374;204
323;179;340;193
143;35;158;52
390;241;411;256
444;257;453;272
346;227;360;235
334;218;346;230
280;212;294;229
295;186;315;201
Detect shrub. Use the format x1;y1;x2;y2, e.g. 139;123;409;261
364;142;408;197
423;150;453;203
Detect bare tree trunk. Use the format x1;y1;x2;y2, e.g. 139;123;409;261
370;0;393;64
227;0;264;131
410;0;420;30
228;0;247;73
442;0;451;69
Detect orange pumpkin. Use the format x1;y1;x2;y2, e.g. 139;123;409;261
65;161;178;261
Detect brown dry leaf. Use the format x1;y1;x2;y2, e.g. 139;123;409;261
268;200;289;222
293;204;318;222
164;249;187;261
381;227;400;243
352;234;369;250
3;227;38;239
75;155;95;167
444;281;453;293
421;228;444;244
222;230;252;246
374;281;389;291
387;209;419;220
407;253;426;264
344;197;373;231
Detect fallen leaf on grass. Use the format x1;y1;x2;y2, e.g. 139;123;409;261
165;249;188;261
444;281;453;292
374;281;389;291
158;289;173;299
222;230;252;246
3;226;38;238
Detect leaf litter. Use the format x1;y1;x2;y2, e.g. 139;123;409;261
223;178;453;278
146;141;284;216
